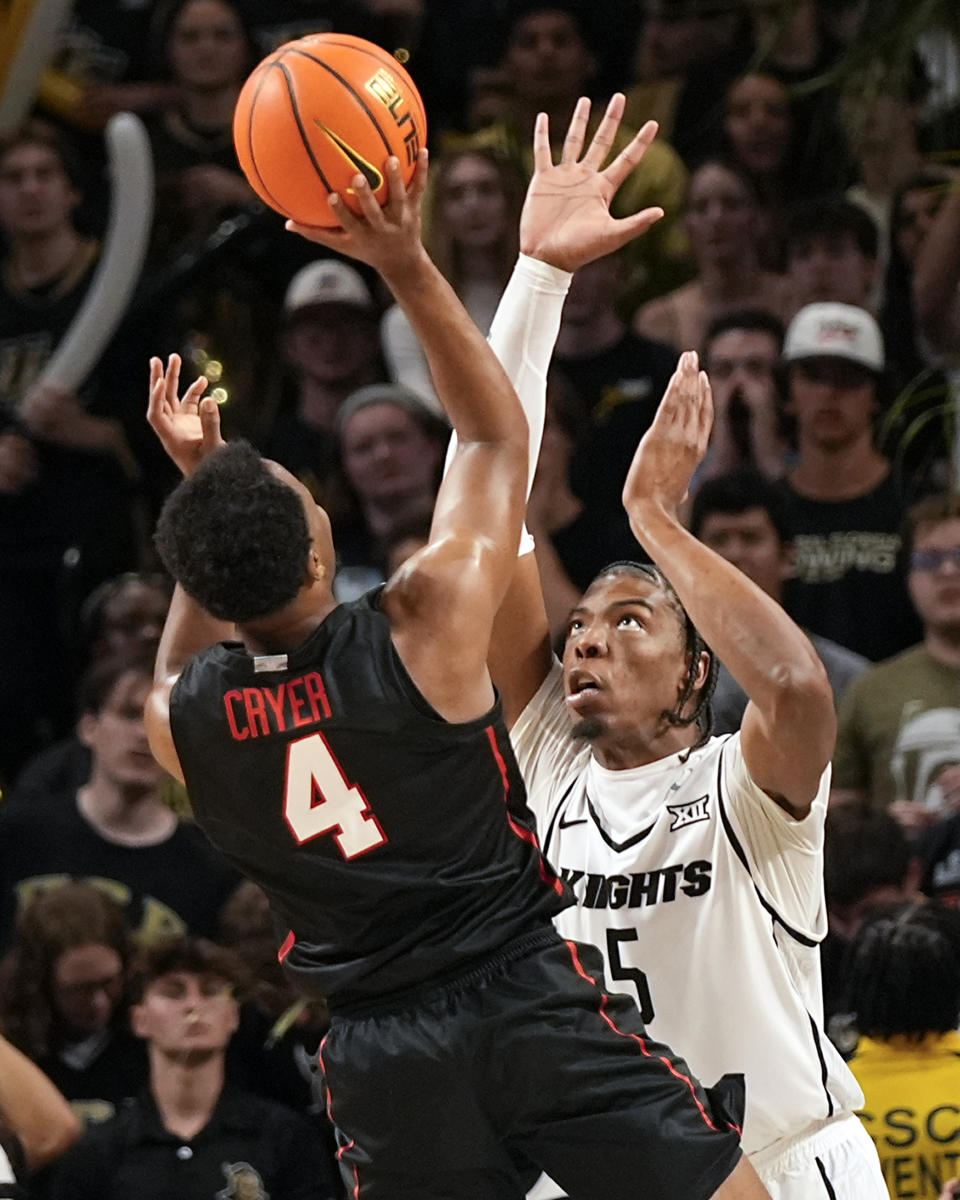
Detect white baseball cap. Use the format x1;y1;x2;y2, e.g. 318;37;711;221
282;259;374;317
783;302;884;373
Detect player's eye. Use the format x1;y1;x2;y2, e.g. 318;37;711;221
617;614;643;630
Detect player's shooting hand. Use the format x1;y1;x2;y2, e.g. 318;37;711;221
147;353;224;477
622;351;712;523
519;94;663;273
285;150;430;282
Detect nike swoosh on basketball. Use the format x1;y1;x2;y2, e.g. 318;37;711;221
559;814;588;829
314;122;383;190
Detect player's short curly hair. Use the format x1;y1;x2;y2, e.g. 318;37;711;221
154;442;312;623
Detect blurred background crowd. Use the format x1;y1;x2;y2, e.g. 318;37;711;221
2;0;960;1197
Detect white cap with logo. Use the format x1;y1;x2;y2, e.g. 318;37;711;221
783;302;884;373
282;259;374;318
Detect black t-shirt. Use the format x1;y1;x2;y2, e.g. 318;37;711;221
37;1028;148;1128
551;507;644;594
169;589;569;1008
918;813;960;905
49;1086;340;1200
0;792;240;950
778;472;923;662
557;330;677;514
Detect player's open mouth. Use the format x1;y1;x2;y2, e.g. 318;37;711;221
566;673;602;709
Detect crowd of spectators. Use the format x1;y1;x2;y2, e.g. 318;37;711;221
2;1;960;1197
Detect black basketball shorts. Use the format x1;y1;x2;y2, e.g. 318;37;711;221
318;927;745;1200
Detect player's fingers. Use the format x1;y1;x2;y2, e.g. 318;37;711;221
581;93;624;170
182;375;208;414
149;356;162;395
350;171;388;229
147;373;167;424
381;156;406;221
560;96;591;165
532;111;552;173
199;396;224;452
594;206;664;256
601;120;658;193
285;208;351;245
661;351;696;426
164;353;182;409
697;370;714;447
407;147;430;206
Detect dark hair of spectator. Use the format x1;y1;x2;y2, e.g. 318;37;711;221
585;562;718;753
849;901;960;1040
424;145;525;291
881;173;952;379
823;805;911;912
502;0;594;51
703;309;785;356
77;650;156;717
79;572;173;648
129;935;249;1004
0;118;86;195
784;196;879;262
148;0;257;80
686;155;763;208
902;491;960;560
689;468;795;543
154;441;312;623
3;884;133;1060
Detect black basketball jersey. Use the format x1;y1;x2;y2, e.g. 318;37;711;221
169;588;569;1007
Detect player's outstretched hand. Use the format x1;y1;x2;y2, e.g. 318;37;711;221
520;94;663;273
147;353;224;477
622;351;712;522
285;149;429;281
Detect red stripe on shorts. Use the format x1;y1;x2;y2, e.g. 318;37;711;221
564;939;733;1135
319;1033;361;1199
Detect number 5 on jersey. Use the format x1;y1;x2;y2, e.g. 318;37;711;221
283;732;387;859
606;928;655;1024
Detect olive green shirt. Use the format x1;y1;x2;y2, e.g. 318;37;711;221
833;644;960;809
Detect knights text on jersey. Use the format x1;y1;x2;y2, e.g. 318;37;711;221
510;659;863;1157
168;590;568;1009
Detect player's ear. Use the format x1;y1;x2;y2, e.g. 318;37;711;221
306;548;326;586
692;650;710;692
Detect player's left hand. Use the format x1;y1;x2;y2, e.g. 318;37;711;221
147;353;224;477
285;150;430;282
622;351;712;521
520;94;663;273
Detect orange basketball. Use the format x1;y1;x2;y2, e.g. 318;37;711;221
233;33;427;227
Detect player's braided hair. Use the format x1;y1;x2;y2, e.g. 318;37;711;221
591;561;719;756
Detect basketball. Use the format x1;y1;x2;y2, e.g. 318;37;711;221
233;33;427;228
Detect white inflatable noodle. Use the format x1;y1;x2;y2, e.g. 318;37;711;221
39;112;154;391
0;0;76;130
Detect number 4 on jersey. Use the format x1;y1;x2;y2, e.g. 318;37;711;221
283;732;387;859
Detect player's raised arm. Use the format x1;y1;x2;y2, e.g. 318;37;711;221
143;353;234;781
485;95;665;728
622;354;835;818
289;152;532;720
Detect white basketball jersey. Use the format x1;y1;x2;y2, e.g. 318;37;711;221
511;661;863;1158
